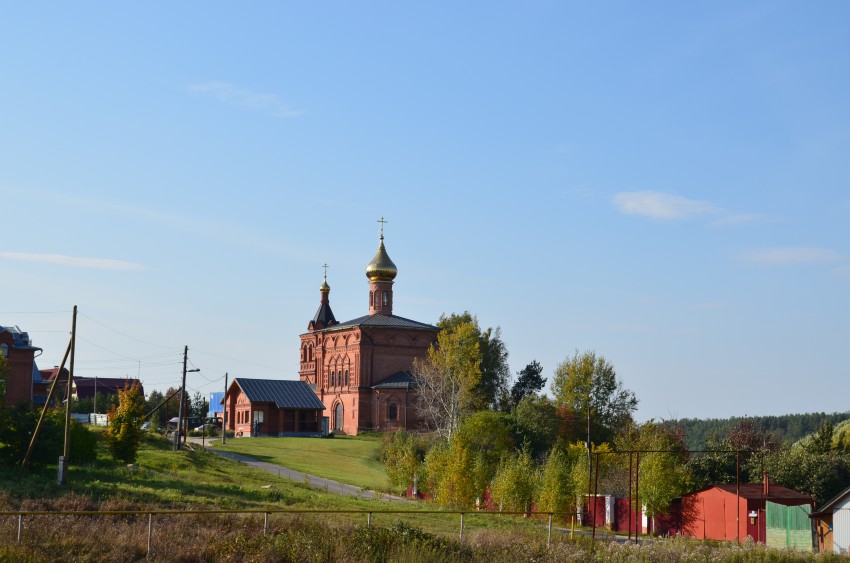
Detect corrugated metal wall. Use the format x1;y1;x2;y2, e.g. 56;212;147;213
834;498;850;555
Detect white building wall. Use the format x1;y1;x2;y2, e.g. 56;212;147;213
834;496;850;554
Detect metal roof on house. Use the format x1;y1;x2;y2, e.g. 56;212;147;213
73;377;145;400
234;378;325;410
811;484;850;516
372;371;415;390
703;484;812;502
314;313;439;333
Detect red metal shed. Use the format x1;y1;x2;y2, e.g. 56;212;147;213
682;483;813;543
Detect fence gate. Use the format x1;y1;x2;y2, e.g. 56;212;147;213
765;501;813;552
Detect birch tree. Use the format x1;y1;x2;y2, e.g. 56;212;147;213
552;350;637;444
412;320;481;440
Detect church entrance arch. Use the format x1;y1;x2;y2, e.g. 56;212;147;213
333;402;343;432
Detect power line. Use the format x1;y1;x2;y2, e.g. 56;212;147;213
0;310;71;314
191;348;289;372
75;351;178;364
76;335;179;362
78;312;174;350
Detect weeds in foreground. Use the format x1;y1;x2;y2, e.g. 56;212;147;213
0;505;841;563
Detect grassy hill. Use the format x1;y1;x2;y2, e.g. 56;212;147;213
0;430;838;561
212;434;388;491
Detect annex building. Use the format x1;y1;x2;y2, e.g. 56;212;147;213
299;226;439;435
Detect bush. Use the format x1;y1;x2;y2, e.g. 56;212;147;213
0;406;94;467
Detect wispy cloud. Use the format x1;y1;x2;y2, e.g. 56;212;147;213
611;191;718;220
710;212;773;226
741;247;843;266
0;252;146;271
188;82;303;118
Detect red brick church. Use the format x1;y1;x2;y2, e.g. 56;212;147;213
299;223;439;435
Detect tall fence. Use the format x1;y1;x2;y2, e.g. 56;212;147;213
765;502;813;551
1;508;571;558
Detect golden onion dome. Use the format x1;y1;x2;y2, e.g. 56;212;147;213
365;235;398;282
320;264;331;291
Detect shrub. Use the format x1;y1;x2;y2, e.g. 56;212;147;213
106;383;145;463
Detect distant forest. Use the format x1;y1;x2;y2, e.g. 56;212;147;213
664;412;850;451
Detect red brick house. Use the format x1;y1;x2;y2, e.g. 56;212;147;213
0;325;42;408
298;229;439;435
223;378;326;436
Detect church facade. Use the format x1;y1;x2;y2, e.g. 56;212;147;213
299;228;439;435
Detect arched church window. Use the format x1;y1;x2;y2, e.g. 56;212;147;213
388;403;397;421
331;371;336;387
344;370;349;386
0;343;6;357
382;292;388;306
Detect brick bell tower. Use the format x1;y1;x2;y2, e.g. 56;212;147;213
365;217;398;316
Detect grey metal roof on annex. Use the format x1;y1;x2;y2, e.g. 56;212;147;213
372;371;415;390
234;378;326;410
316;313;439;333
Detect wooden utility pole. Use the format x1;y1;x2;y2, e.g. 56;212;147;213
222;372;228;445
59;305;77;484
20;335;72;475
174;346;188;451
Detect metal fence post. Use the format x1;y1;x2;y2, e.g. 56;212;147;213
147;513;153;558
547;513;553;548
17;514;22;545
459;513;465;540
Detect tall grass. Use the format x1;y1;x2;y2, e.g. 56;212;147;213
0;510;843;562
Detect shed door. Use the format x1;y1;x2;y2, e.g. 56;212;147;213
334;403;343;431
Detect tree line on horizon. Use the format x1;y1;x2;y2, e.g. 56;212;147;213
663;412;850;451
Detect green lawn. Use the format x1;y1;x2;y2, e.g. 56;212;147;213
212;435;389;491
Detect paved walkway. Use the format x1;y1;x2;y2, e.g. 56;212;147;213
197;441;414;504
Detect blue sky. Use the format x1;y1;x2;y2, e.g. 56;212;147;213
2;2;848;421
